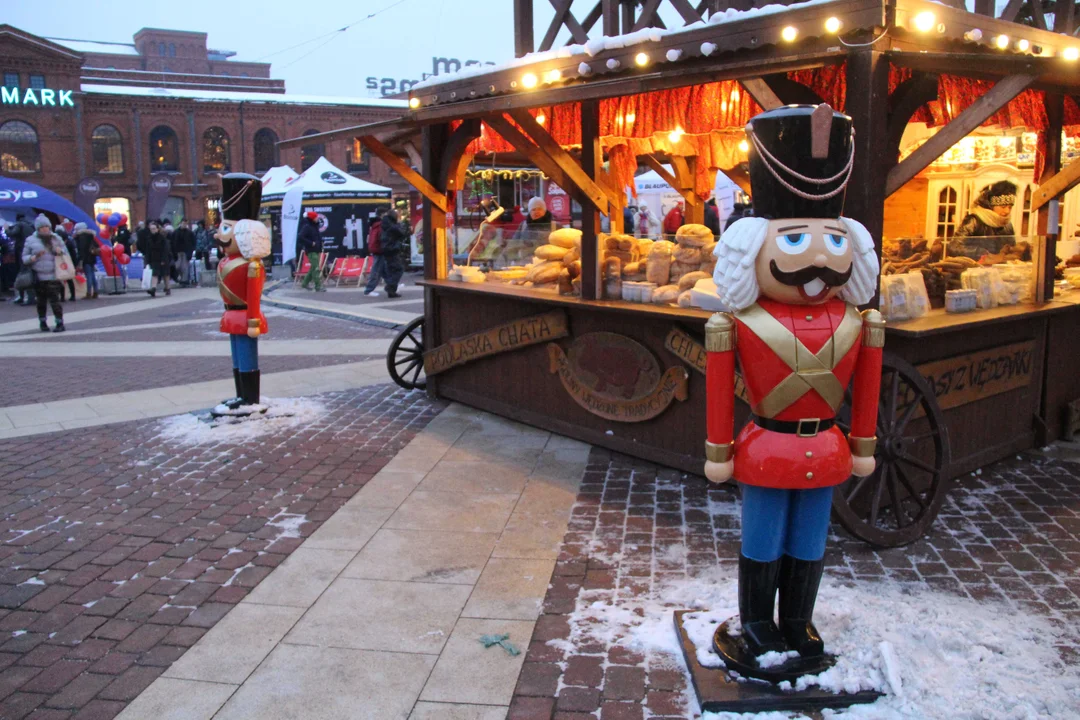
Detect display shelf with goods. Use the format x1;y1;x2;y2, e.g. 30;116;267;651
280;0;1080;507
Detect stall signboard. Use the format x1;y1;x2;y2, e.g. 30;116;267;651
918;340;1036;411
545;182;572;224
263;202;387;264
664;328;750;403
1;87;74;107
424;310;568;376
548;332;688;422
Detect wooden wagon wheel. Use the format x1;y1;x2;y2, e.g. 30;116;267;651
387;317;426;390
832;352;951;548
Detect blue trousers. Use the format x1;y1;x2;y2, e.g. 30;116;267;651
740;484;834;562
230;335;259;372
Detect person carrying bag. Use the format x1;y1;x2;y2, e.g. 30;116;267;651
21;215;67;332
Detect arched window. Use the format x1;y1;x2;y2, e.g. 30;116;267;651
935;186;958;239
300;129;323;171
158;42;166;56
149;125;179;172
202;126;230;173
91;124;124;174
168;43;176;57
253;128;278;173
0;120;41;173
346;138;369;173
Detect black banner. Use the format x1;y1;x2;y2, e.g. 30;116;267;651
72;177;101;218
263;200;389;265
146;173;173;223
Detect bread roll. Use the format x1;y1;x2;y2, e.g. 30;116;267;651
623;261;642;276
535;244;570;261
669;261;698;281
557;269;573;295
675;223;714;247
648;239;674;258
636;239;654;258
647;240;674;286
678;271;710;291
604;235;620;251
677;289;694;308
618;238;634;252
652;284;680;304
527;260;562;284
699;242;718;274
548;228;581;249
562;246;581;264
567;260;581;279
604;256;621;279
673;245;701;265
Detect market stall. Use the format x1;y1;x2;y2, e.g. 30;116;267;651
258;156;391;263
281;0;1080;547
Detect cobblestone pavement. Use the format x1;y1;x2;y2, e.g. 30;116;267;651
508;449;1080;719
0;384;442;719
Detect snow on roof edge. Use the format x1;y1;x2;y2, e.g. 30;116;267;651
81;84;408;108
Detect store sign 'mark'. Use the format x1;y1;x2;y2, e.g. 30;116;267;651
1;88;75;107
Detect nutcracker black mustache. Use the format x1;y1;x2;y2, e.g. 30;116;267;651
769;260;852;288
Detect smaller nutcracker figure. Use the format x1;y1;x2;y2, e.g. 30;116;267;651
704;105;884;678
213;173;271;416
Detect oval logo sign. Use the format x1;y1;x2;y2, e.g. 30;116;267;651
320;171;346;185
152;176;171;190
79;179;101;194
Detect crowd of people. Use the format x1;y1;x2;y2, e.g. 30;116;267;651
292;207;409;298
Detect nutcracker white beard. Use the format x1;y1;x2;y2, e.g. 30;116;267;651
712;216;879;311
216;219;271;260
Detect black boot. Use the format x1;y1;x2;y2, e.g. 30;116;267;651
39;318;50;332
53;320;65;333
223;368;243;410
778;556;826;658
738;555;787;656
239;370;261;406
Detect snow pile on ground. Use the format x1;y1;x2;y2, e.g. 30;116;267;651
152;397;327;446
564;569;1080;719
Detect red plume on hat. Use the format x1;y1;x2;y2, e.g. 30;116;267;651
305;211;319;221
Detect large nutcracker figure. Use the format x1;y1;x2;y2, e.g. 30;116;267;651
213;173;271;416
705;105;883;672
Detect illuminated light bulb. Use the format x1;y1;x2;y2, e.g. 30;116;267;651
1017;39;1030;52
668;126;684;143
545;68;562;82
606;58;621;70
625;112;636;123
731;87;740;102
825;17;842;33
995;34;1009;49
521;72;538;89
536;113;546;125
1064;47;1080;61
635;52;649;66
721;99;728;112
408;97;419;109
738;139;749;153
964;28;983;42
913;11;936;33
781;26;798;42
578;62;592;76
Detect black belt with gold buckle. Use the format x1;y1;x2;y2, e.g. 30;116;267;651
751;415;834;438
224;304;246;311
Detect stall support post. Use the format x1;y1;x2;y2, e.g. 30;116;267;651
1036;93;1064;304
581;99;602;300
422;123;451;398
514;0;534;57
843;49;890;307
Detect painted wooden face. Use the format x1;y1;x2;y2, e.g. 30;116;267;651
214;219;240;255
754;218;854;305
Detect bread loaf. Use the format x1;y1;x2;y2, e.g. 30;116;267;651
527;260;562;284
675;224;714;247
636;239;654;258
669;261;698;281
604;235;620;251
673;245;701;265
487;267;528;282
647;240;674;286
557;269;573;295
678;271;710;291
567;260;581;279
623;261;643;276
652;284;680;304
562;246;581;264
604;256;621;279
548;228;580;249
535;244;570;261
699;241;718;274
618;238;634;252
677;289;694;308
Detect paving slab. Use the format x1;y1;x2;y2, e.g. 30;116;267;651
420;618;535;706
342;529;499;585
243;548;356;608
114;677;236;720
462;558;556;621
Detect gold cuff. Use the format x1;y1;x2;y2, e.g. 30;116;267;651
705;313;735;352
248;319;261;328
848;435;878;457
861;309;885;349
248;262;259;277
705;440;734;463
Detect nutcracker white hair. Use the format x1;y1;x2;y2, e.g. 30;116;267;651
232;219;271;260
712;216;880;311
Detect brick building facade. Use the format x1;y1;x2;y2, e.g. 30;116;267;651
0;24;408;226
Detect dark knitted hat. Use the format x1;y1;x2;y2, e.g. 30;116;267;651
975;180;1018;208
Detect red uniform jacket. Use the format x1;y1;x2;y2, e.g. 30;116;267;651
217;254;267;336
706;298;882;490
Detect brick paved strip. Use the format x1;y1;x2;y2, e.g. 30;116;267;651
0;384;442;718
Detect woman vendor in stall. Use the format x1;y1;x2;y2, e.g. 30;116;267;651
949;180;1017;259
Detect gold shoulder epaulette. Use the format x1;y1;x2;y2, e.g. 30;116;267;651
861;309;885;348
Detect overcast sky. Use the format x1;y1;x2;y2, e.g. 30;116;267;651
6;0;529;97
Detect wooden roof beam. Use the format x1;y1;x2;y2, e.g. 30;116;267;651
1032;156;1080;212
885;73;1036;197
507;108;610;212
358;134;447;213
740;77;783;111
641;155;698;207
482;114;573;193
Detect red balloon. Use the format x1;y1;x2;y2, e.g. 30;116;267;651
112;243;125;258
119;253;131;265
99;226;112;240
119;213;129;225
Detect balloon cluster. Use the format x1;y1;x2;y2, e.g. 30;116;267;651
95;212;130;267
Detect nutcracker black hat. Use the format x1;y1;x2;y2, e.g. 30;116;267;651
744;104;855;220
220;173;262;222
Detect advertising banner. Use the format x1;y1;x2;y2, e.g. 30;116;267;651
544;182;571;224
264;201;388;265
146;173;173;222
73;178;101;218
280;183;304;265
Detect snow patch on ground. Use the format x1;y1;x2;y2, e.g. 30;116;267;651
266;512;307;540
566;569;1080;719
152;397;327;446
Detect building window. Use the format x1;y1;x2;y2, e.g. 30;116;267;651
346;138;369;173
202;127;230;173
3;72;18;89
158;42;166;56
149;125;180;172
29;75;45;91
240;72;249;78
168;43;176;57
161;197;185;227
300;129;323;172
0;120;41;173
253;128;278;173
91;124;124;174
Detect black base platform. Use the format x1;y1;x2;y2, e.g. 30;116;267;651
673;610;883;713
712;620;835;684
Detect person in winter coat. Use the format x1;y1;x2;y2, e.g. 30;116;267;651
298;212;325;291
172;219;196;286
0;224;15;300
513;197;554;238
194;220;212;271
950;180;1018;260
662;203;685;235
144;220;172;297
58;227;78;302
636;205;661;238
623;205;636;235
8;215;36;305
704;197;721;237
74;223;101;299
114;222;133;257
21;215;67;332
365;209;407;298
